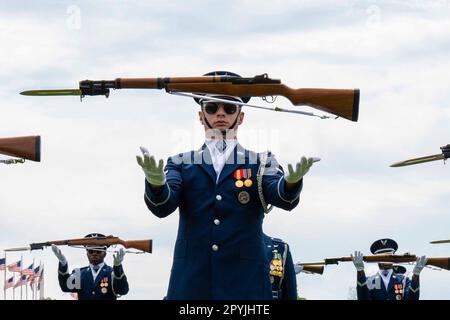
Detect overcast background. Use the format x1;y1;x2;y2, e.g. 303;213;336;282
0;0;449;300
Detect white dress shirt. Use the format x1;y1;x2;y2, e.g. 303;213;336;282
205;139;237;183
90;262;104;281
379;269;393;290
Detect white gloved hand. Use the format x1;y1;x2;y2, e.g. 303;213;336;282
413;255;427;276
351;250;365;272
136;147;166;186
0;158;25;165
285;157;317;184
113;248;126;266
51;244;67;265
294;262;304;274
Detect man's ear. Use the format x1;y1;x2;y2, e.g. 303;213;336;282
238;111;244;124
198;111;204;124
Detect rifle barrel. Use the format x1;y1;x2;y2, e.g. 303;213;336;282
301;262;327;266
4;246;31;252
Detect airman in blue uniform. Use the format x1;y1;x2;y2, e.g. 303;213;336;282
51;233;129;300
137;71;317;300
351;238;427;300
263;234;298;300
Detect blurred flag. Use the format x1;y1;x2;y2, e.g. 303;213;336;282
4;276;14;290
29;265;41;284
0;257;5;271
34;267;41;284
7;260;21;272
13;275;28;288
21;263;34;276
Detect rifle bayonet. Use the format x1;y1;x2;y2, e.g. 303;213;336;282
430;239;450;244
390;144;450;167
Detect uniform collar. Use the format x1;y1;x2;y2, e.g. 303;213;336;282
90;262;105;273
205;138;237;153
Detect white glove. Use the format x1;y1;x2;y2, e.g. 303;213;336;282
351;250;365;272
294;262;304;274
113;248;126;266
413;255;427;276
136;147;166;186
0;158;25;164
285;157;317;184
51;244;67;265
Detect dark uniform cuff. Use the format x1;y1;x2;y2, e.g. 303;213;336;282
58;262;69;275
280;178;303;201
144;180;171;207
113;265;125;279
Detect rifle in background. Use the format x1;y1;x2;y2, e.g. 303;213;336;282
0;135;40;163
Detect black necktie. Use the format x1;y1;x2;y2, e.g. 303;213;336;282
216;140;226;153
92;265;100;272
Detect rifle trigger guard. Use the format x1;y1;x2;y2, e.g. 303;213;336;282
262;96;276;103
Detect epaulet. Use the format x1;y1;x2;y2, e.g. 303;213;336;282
257;150;272;158
80;266;90;271
258;151;278;169
366;273;379;280
170;150;196;164
172;151;193;159
270;237;286;245
247;150;257;158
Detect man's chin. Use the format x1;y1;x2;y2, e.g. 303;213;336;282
213;125;229;130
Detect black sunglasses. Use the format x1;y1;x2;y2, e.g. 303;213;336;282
203;102;238;115
87;249;104;254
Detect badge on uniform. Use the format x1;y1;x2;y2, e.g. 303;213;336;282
100;277;109;294
394;283;403;299
233;169;253;188
238;191;250;204
270;250;284;278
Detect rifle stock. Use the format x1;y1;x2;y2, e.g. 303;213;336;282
117;239;153;253
0;136;41;161
302;265;324;275
165;83;359;122
426;258;450;270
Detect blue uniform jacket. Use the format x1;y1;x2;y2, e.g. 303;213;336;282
58;263;129;300
144;144;303;299
263;235;298;300
356;271;420;300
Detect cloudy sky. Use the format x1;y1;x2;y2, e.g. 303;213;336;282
1;0;449;300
